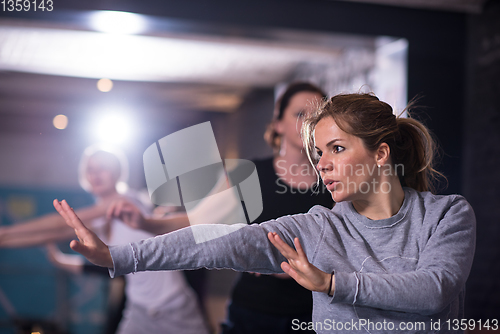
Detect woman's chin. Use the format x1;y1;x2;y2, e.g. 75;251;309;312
331;190;354;203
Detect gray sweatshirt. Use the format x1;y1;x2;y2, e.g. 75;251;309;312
109;188;476;333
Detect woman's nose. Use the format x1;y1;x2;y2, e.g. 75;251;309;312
316;155;333;173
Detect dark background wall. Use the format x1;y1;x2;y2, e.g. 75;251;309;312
463;0;500;320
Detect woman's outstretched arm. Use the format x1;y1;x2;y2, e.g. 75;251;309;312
57;199;330;282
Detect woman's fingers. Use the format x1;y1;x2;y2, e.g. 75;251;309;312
69;238;95;261
268;232;308;275
61;200;89;232
54;199;82;229
267;232;282;251
53;199;74;227
271;235;315;289
293;237;309;262
267;232;298;259
69;239;84;253
281;262;297;278
268;231;332;294
267;232;284;253
267;232;299;258
54;199;91;242
268;233;308;271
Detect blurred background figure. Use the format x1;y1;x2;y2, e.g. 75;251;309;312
0;145;209;334
220;82;334;334
0;145;129;248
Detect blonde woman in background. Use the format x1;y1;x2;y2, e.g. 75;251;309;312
0;145;209;334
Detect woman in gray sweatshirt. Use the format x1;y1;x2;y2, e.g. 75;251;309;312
54;93;477;334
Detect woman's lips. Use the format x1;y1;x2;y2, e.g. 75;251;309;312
323;178;339;191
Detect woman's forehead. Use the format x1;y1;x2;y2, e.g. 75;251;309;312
313;117;359;147
314;118;342;142
287;92;322;112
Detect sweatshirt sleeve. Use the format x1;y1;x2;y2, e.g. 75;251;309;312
109;211;326;278
331;196;476;315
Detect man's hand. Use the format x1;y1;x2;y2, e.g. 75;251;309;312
267;232;333;295
53;199;113;268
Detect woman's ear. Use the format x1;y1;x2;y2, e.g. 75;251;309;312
274;119;284;135
376;142;391;167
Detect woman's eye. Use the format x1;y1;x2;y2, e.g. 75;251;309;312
316;150;322;157
296;111;304;118
333;145;345;153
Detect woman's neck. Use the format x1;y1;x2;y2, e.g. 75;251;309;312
351;177;405;220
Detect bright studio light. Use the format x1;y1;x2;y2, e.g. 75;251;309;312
90;11;147;35
94;113;132;145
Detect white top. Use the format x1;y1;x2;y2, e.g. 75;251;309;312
91;193;190;312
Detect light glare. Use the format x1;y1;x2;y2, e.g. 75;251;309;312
97;78;113;92
90;11;146;35
53;114;68;130
95;113;131;145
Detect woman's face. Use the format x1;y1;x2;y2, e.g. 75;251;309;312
276;91;323;151
85;154;119;197
314;116;379;203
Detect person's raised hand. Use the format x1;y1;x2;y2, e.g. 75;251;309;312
267;232;333;295
106;199;145;230
53;199;113;268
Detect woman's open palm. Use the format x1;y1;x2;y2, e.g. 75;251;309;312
267;232;333;295
53;199;113;268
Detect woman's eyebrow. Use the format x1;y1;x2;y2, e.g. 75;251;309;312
323;139;342;149
314;139;342;151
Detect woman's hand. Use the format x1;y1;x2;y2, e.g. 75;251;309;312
267;232;334;295
106;199;146;230
53;199;113;268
